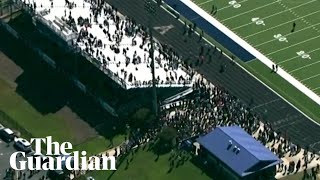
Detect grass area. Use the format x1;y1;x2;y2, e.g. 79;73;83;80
0;109;33;140
0;76;122;154
245;60;320;123
0;78;75;143
162;0;320;123
74;135;125;156
194;0;320;91
83;148;211;180
194;0;320;93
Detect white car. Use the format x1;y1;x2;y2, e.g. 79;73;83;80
14;138;32;153
0;128;15;142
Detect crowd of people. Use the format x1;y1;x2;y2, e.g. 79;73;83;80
68;0;320;178
3;167;47;180
28;0;193;89
156;75;320;178
15;0;320;179
159;76;259;141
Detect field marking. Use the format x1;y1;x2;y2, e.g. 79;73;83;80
198;0;249;11
289;61;320;73
301;74;320;82
251;98;281;110
254;21;320;47
279;47;320;64
193;0;249;21
244;10;320;39
161;0;320;127
198;0;214;6
221;1;280;22
232;0;317;30
267;34;320;56
277;0;320;33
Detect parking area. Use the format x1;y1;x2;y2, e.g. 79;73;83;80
0;124;48;179
0;140;48;180
0;139;16;179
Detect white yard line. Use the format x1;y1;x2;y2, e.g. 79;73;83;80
289;61;320;73
244;10;320;39
301;74;320;82
232;0;317;30
255;21;320;47
221;1;280;22
198;0;214;6
219;0;248;11
267;34;320;56
277;0;320;33
161;0;320;126
198;0;248;11
279;47;320;64
251;98;281;110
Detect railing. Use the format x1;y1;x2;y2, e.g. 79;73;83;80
0;19;118;117
14;0;193;90
78;48;129;89
35;15;77;43
0;20;18;38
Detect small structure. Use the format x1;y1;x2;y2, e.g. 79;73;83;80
197;126;281;180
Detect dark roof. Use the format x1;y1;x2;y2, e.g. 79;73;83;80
197;126;281;177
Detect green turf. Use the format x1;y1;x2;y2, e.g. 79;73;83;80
0;77;122;154
194;0;320;97
74;135;125;156
189;0;320;122
174;18;320;123
245;60;320;123
0;78;75;143
83;148;211;180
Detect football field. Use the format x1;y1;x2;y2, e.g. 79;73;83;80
193;0;320;96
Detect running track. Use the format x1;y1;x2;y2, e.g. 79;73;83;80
105;0;320;152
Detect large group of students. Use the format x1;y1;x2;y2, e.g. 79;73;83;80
3;0;319;179
31;0;192;89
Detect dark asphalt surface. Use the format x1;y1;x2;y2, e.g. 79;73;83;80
0;138;47;180
105;0;320;152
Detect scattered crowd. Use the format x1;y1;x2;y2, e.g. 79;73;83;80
3;167;47;180
62;0;192;88
5;0;320;179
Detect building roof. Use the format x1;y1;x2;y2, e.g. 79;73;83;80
197;126;281;177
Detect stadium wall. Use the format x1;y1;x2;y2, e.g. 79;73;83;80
162;0;255;62
1;12;189;117
0;19;118;117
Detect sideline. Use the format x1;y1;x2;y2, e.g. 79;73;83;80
178;0;320;107
158;0;320;127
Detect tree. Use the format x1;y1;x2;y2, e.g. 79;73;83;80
154;127;177;154
130;108;155;131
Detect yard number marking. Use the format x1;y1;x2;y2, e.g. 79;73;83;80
153;25;175;35
251;17;265;26
296;51;311;59
274;34;288;43
228;0;241;8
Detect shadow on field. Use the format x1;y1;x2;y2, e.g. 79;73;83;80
0;24;126;141
189;156;224;180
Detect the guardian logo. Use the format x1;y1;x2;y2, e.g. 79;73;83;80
9;136;117;171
